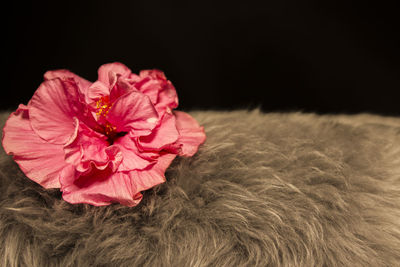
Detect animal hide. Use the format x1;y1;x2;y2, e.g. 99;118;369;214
1;110;399;266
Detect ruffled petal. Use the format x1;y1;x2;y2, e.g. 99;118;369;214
112;134;158;172
126;73;141;83
128;153;177;192
2;105;67;188
44;69;92;95
109;76;136;103
135;77;160;104
133;70;179;115
59;165;142;207
106;91;159;137
59;152;176;206
29;78;84;144
138;112;179;151
98;62;132;86
173;111;206;156
64;119;122;173
140;69;167;80
154;80;179;115
85;81;110;105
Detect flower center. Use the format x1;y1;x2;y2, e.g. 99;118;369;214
95;95;112;118
93;96;128;144
95;96;119;141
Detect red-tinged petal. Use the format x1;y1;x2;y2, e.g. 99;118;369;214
134;70;178;113
59;165;143;207
173;111;206;156
155;81;179;115
139;69;167;80
138;112;179;151
64;119;122;173
106;91;159;137
2;105;67;188
136;78;161;104
29;79;84;144
128;153;177;192
112;134;158;172
109;76;136;103
98;62;132;86
163;142;182;155
85;81;110;105
126;73;141;83
44;69;92;95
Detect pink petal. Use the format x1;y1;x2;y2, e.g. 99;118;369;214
98;62;132;86
29;79;84;145
128;153;177;192
85;81;110;105
112;134;158;172
154;81;179;115
133;70;179;115
43;73;98;128
173;111;206;156
139;69;168;80
44;69;92;95
64;119;122;173
138;112;179;151
2;105;67;188
106;91;159;137
126;73;142;83
109;76;136;103
59;165;143;207
135;78;160;104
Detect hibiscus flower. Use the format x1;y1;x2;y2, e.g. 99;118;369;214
2;63;206;207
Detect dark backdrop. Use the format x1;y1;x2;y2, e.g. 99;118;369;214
3;1;400;115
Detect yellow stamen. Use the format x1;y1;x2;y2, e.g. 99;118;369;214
95;96;112;119
94;96;117;138
104;123;116;136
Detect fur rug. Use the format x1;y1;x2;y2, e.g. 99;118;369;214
1;110;399;267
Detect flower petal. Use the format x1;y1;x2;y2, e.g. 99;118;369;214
85;81;110;105
135;77;160;104
106;91;159;137
59;165;143;207
133;70;179;115
59;153;176;206
109;76;136;103
29;78;84;144
138;112;179;151
44;69;92;95
128;153;177;192
64;119;122;173
98;62;132;86
2;105;67;188
154;80;179;115
173;111;206;156
139;69;167;80
112;134;158;172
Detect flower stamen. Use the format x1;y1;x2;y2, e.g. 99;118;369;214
95;95;112;119
104;123;116;136
94;96;118;139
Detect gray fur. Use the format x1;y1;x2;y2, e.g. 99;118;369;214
1;110;399;266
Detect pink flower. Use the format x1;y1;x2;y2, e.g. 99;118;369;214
2;63;206;207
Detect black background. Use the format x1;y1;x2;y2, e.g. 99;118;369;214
3;1;400;115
